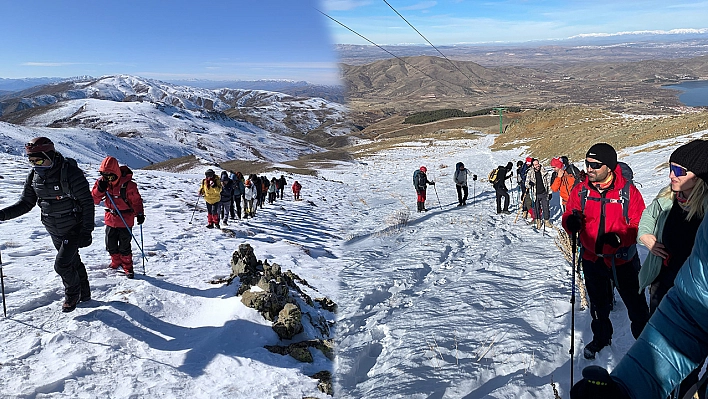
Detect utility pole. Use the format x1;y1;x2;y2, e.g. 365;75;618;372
493;107;506;134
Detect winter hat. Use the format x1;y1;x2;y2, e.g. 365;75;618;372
506;162;513;169
525;157;532;164
586;143;617;170
420;166;427;173
551;157;564;169
25;136;56;159
205;169;215;177
670;140;708;182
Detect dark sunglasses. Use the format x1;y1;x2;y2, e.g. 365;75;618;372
585;160;604;170
100;172;118;181
669;163;688;177
28;158;48;166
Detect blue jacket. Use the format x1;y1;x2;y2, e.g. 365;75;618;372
611;213;708;398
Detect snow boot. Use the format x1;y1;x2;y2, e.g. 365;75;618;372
109;253;122;269
583;340;610;360
215;223;221;229
206;223;214;229
121;254;134;279
62;293;80;313
80;280;91;302
570;365;630;399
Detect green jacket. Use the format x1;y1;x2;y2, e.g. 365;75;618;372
637;194;673;293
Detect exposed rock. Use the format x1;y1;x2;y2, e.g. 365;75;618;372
315;297;337;313
272;303;304;340
240;290;284;321
310;371;333;396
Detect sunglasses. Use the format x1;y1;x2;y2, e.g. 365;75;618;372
100;172;118;181
585;160;604;170
669;163;688;177
28;158;48;166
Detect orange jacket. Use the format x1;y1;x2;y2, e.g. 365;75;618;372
551;171;575;204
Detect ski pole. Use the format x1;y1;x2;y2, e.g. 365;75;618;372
189;193;202;224
0;249;6;317
433;184;442;210
472;175;477;206
570;225;578;387
140;225;145;275
105;192;148;262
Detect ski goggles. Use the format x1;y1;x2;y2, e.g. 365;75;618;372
585;160;604;170
100;172;118;181
28;157;48;166
669;163;688;177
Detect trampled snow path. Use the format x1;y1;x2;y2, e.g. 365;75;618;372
0;154;347;399
324;132;708;398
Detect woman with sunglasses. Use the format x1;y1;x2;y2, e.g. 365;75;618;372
636;139;708;398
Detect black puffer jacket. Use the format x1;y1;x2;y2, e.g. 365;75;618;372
2;153;94;237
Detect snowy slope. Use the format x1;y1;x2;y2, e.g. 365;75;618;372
323;130;708;398
0;155;349;398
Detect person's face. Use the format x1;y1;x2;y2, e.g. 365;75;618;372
585;157;610;182
532;161;541;170
669;162;698;193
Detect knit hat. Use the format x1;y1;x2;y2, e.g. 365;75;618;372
669;140;708;182
420;166;427;173
586;143;617;170
551;157;564;169
525;157;532;164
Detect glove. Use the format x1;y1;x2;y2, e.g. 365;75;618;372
97;178;108;193
136;214;145;225
430;181;435;185
208;179;215;187
565;211;585;233
78;231;93;248
549;194;553;201
601;233;622;248
570;366;630;399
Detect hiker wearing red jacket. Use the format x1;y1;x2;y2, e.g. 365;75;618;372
91;156;144;279
562;143;649;360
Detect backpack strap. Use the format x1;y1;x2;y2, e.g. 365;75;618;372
579;182;631;224
120;181;133;212
60;159;76;200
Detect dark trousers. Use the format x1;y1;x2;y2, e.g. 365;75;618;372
495;186;509;212
456;185;468;204
51;233;89;297
105;225;132;255
219;201;231;221
535;193;550;220
229;195;236;218
583;256;649;345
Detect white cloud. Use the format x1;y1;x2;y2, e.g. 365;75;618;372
22;62;79;67
400;1;437;11
322;0;373;11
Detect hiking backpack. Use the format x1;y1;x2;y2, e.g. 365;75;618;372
579;161;635;224
488;167;500;185
413;169;422;188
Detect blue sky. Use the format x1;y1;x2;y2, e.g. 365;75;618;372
0;0;340;84
322;0;708;45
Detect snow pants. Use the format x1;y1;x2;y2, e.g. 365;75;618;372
51;232;89;297
495;186;509;212
583;256;649;346
105;225;132;256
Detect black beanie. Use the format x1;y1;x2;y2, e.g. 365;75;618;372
669;140;708;182
586;143;617;170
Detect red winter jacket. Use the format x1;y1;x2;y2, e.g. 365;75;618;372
91;157;144;228
562;164;645;267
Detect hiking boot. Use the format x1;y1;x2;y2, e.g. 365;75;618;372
62;293;80;313
80;281;91;302
535;219;542;229
544;220;553;228
206;223;214;229
214;223;221;229
502;210;512;215
570;366;630;398
223;219;228;226
126;271;135;279
583;340;610;360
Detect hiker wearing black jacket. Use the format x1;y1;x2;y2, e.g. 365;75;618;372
278;175;286;199
494;162;513;214
0;137;94;313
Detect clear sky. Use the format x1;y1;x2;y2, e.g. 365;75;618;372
0;0;341;84
322;0;708;45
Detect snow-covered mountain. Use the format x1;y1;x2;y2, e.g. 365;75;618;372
0;75;350;168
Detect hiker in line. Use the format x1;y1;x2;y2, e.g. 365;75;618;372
413;166;435;212
199;169;222;228
454;162;470;206
527;158;553;228
563;143;649;360
636;140;708;398
249;174;262;209
260;176;269;208
268;177;278;204
243;179;258;217
519;157;533;219
0;137;94;312
561;155;582;179
228;170;237;219
91;156;144;279
233;171;245;219
219;171;234;226
570;210;708;399
492;162;513;214
550;157;576;213
292;180;302;201
278;175;286;199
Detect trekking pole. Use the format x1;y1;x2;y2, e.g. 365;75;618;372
105;192;148;262
0;249;6;317
472;175;477;206
140;225;146;275
570;227;578;387
189;193;202;224
433;184;442;210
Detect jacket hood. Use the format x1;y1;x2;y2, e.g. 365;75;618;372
99;156;121;177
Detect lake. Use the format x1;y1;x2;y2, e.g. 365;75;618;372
664;80;708;107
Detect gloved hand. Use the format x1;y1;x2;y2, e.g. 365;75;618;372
548;194;553;201
565;211;585;233
78;231;93;248
570;366;630;399
208;179;215;187
600;233;622;248
136;214;145;225
97;178;108;193
430;181;435;185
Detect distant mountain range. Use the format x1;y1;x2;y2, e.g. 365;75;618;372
0;75;350;168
